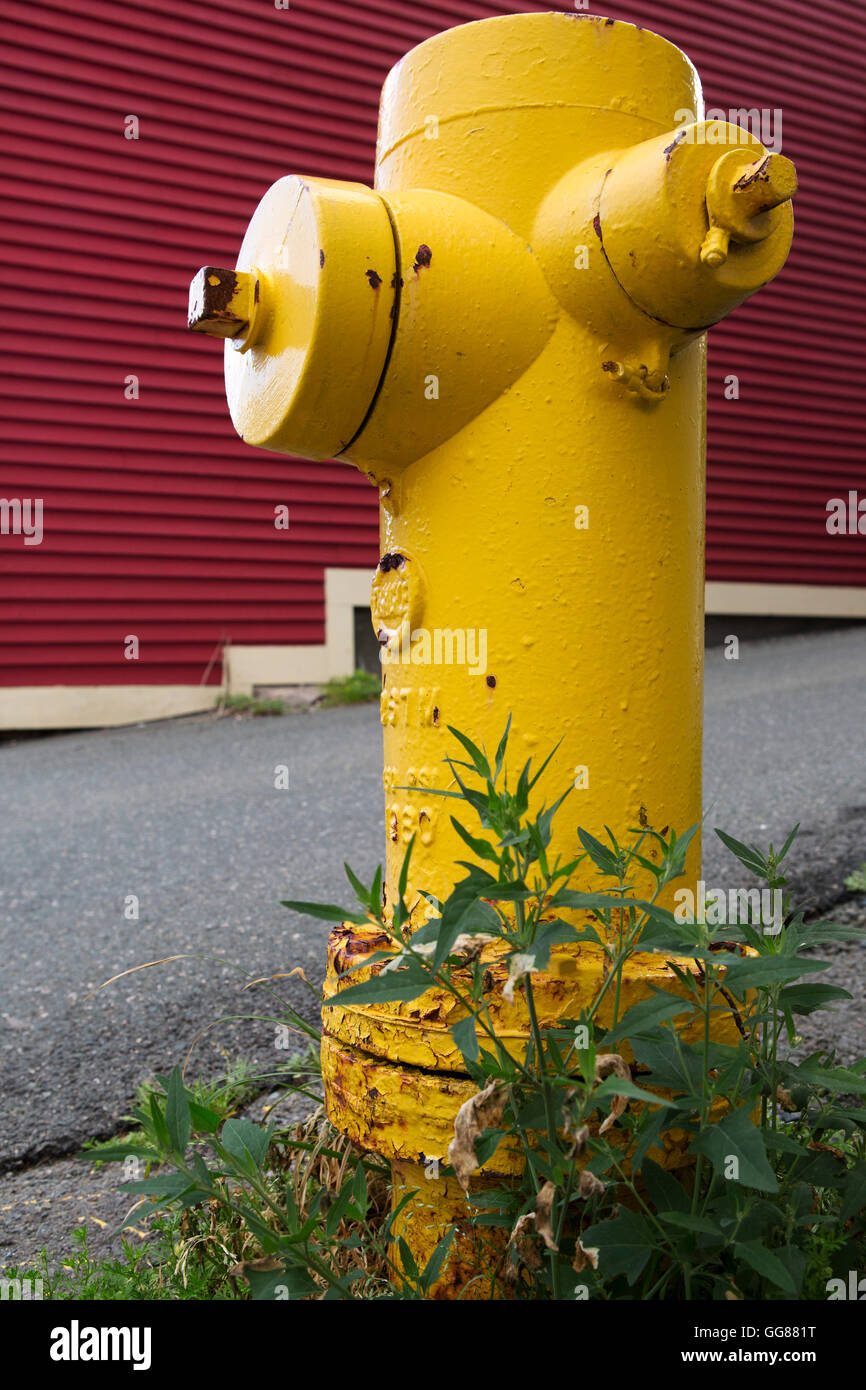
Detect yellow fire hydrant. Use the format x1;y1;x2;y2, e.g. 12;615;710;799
188;13;795;1295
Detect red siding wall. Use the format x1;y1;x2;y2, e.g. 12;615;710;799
1;1;863;689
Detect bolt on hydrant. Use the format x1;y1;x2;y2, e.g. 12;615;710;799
188;13;795;1296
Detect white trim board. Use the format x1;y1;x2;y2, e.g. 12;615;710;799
706;582;866;618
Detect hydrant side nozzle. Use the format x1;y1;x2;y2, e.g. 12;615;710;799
188;266;260;342
701;151;798;267
731;153;798;216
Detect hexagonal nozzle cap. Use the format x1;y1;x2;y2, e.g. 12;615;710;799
188;267;258;339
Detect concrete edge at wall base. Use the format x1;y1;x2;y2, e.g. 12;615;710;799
0;685;222;731
706;582;866;618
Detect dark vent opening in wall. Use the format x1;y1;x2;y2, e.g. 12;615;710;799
354;607;382;675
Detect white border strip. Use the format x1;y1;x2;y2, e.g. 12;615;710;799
706;581;866;618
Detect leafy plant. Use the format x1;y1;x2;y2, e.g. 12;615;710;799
4;1221;223;1301
80;1055;447;1300
318;670;381;707
86;719;866;1299
844;863;866;894
220;693;285;716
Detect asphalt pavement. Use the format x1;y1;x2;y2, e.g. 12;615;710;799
0;626;864;1184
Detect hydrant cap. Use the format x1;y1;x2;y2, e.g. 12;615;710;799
224;176;398;460
378;12;702;166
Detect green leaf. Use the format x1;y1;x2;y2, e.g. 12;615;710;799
640;1157;689;1214
593;1076;676;1109
630;1034;705;1094
149;1092;172;1153
324;959;432;1009
605;990;691;1043
657;1211;722;1237
451;1014;479;1065
473;1128;507;1169
396;835;415;927
493;716;511;780
325;1176;358;1238
527;738;562;793
397;1236;420;1283
371;864;383;912
792;1062;866;1096
841;1162;866;1223
246;1263;317;1301
777;824;800;864
691;1107;778;1192
188;1100;221;1135
665;823;699;880
420;1228;456;1292
281;899;367;925
577;828;620;876
446;726;491;780
220;1118;272;1171
721;955;830;992
450;817;500;865
581;1207;654;1285
793;920;866;948
344;861;372;909
632;1107;672;1174
433;892;501;971
80;1143;161;1164
734;1240;797;1295
773;1244;805;1297
778;982;852;1014
191;1153;214;1189
120;1173;197;1198
480;881;533;902
714;828;767;878
164;1066;191;1155
529;918;578;969
763;1130;808;1157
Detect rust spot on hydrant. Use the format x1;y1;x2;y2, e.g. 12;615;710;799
366;269;383;289
379;552;405;572
412;244;432;272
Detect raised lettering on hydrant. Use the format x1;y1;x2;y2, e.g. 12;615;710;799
188;14;796;1295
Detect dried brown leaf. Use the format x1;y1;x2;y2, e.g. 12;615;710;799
534;1180;559;1252
227;1254;283;1284
577;1168;605;1200
447;1079;508;1190
506;1212;543;1275
595;1053;631;1135
567;1123;590;1157
572;1239;599;1273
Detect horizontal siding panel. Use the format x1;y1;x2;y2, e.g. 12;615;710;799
0;0;863;698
